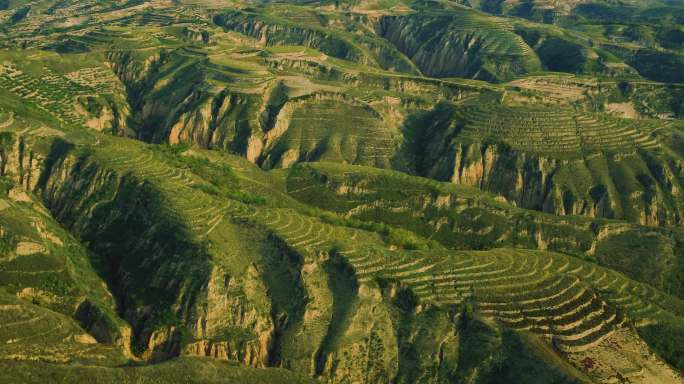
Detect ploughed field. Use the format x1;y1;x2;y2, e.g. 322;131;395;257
454;103;662;155
1;0;684;383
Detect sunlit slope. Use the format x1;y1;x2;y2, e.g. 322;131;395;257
402;99;684;226
0;0;683;382
377;8;543;81
2;96;682;380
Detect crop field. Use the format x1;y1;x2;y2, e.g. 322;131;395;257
0;0;683;383
455;103;663;156
263;97;400;168
0;62;91;127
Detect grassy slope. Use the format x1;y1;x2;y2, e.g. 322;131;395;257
0;358;316;384
1;1;684;382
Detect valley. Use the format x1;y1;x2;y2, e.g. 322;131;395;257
0;0;683;383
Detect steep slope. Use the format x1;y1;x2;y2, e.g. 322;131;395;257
213;8;420;75
99;35;488;168
0;179;130;362
513;23;628;76
455;0;681;23
91;41;684;227
376;8;542;81
285;162;684;298
4;95;682;381
0;358;316;384
401;100;684;226
425;1;684;82
1;1;683;383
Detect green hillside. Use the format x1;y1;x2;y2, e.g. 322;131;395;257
0;0;683;383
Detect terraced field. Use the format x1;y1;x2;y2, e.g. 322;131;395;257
79;137;368;251
0;0;683;383
343;248;639;351
85;140;241;238
455;103;663;155
0;295;127;365
377;8;542;80
226;164;684;361
31;128;681;374
247;198;684;357
0;62;89;127
5;122;684;381
262;97;399;168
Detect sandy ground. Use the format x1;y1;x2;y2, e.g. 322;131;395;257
567;328;683;384
605;102;639;119
8;188;31;202
510;78;591;102
15;241;45;256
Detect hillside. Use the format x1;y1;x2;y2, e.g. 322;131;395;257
0;0;683;383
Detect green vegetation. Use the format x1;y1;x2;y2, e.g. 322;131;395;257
378;9;543;81
638;322;684;372
0;358;316;384
0;0;683;383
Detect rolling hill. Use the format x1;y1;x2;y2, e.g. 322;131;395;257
0;0;683;383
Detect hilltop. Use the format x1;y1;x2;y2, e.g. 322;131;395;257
0;0;683;383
